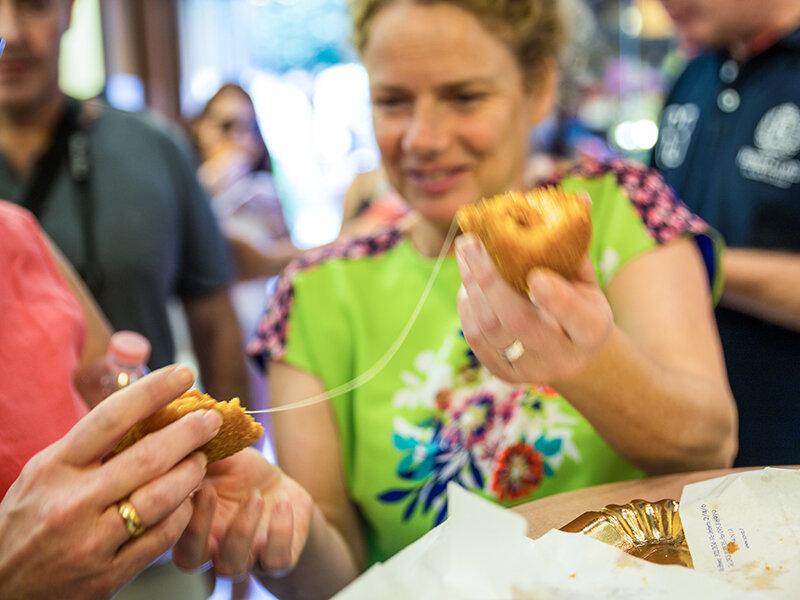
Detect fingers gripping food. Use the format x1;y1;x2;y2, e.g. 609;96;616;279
114;389;263;462
457;187;592;295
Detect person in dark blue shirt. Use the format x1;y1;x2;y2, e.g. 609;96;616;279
654;0;800;467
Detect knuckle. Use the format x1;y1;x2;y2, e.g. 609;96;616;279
95;571;125;599
72;529;106;564
162;500;193;544
505;312;529;336
458;312;480;341
92;402;125;436
153;520;183;554
472;263;496;289
231;514;255;539
128;443;165;475
142;487;172;518
477;311;503;337
41;494;83;530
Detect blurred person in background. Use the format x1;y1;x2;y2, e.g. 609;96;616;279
192;83;299;281
0;3;248;409
173;1;737;598
654;0;800;467
191;83;299;373
0;1;249;597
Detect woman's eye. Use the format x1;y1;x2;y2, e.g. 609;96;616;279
450;92;484;107
373;97;410;111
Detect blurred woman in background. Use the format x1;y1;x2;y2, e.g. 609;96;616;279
192;83;299;281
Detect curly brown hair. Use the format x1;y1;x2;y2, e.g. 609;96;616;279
348;0;567;84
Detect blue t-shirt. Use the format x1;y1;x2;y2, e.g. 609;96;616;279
653;28;800;467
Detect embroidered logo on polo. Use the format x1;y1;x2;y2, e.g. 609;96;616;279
655;103;700;170
736;103;800;189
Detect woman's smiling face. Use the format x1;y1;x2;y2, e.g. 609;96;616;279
363;1;551;230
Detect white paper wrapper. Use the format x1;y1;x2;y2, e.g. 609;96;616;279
679;467;800;596
334;470;800;599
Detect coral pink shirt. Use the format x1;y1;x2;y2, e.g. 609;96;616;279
0;202;88;499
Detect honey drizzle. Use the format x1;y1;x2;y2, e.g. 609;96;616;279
246;218;459;415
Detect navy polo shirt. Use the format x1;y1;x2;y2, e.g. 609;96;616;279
653;28;800;467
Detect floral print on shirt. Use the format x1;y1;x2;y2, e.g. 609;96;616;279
377;332;580;526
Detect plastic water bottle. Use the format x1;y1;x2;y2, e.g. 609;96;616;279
101;330;151;397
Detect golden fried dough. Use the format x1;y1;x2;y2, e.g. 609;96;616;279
457;187;592;295
114;389;263;463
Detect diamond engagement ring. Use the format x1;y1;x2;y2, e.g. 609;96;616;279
118;500;146;537
499;339;525;363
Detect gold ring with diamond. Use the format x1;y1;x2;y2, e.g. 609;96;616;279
118;500;146;537
499;339;525;363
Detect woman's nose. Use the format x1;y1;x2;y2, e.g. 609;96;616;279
402;101;449;156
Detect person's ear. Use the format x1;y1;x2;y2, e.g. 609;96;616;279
526;59;558;127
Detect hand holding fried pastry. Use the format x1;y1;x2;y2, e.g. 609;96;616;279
0;366;221;600
456;229;737;474
456;187;592;295
455;232;613;384
114;389;263;463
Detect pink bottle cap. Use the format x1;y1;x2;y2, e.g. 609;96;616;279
108;330;151;366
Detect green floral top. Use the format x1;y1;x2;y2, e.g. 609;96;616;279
249;158;722;564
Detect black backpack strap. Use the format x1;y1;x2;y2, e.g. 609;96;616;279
19;98;104;296
18;98;83;218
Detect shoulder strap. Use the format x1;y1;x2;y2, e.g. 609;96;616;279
19;98;105;296
18;98;84;219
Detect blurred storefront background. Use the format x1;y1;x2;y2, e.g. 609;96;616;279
64;0;682;248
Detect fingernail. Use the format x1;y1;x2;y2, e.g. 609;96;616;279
527;288;539;307
203;409;223;433
169;364;196;387
528;272;552;300
456;234;479;257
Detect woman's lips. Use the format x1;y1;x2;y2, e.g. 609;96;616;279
407;166;465;194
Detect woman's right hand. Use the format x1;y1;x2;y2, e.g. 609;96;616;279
0;365;222;600
173;448;314;578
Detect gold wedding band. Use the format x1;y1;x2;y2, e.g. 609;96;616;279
118;500;146;537
499;339;525;363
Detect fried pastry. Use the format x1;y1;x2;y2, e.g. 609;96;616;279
114;389;263;463
457;187;592;295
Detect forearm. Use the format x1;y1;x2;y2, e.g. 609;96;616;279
255;506;361;600
229;236;300;281
721;248;800;331
553;326;738;475
185;291;251;408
